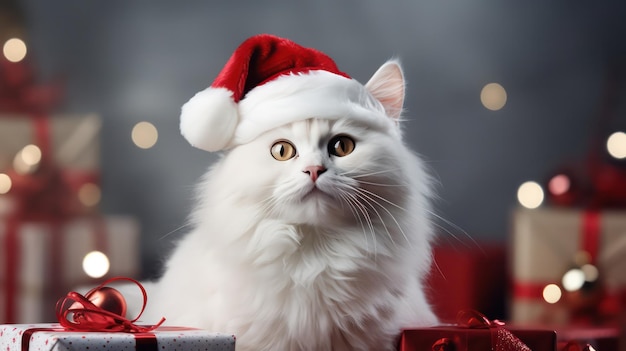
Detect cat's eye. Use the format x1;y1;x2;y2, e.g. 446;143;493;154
328;135;355;157
271;140;297;161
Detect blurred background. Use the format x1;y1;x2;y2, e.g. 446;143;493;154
2;0;626;328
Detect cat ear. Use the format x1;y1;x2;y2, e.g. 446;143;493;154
365;60;405;121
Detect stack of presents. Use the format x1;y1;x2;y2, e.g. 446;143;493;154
1;46;625;351
0;43;237;349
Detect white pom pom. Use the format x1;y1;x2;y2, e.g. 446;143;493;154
180;87;239;152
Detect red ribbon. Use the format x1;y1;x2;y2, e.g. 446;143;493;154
559;341;595;351
581;210;600;265
55;277;165;333
2;112;102;322
0;57;63;113
20;326;197;351
455;310;531;351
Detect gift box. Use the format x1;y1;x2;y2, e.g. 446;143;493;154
427;240;507;322
0;216;140;323
0;113;101;216
398;325;556;351
510;207;626;325
0;113;99;172
556;325;621;350
0;323;236;351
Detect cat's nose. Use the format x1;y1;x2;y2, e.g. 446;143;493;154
303;165;326;182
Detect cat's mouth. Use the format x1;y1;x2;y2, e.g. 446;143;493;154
302;184;330;200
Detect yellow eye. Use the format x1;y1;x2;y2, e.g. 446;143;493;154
329;135;355;157
271;140;296;161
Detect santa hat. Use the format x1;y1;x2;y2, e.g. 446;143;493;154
180;34;395;152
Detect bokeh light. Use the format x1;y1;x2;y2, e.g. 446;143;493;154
0;173;12;194
131;121;158;149
548;174;570;196
3;38;27;62
543;284;562;304
562;268;585;292
13;144;42;174
82;251;110;278
606;131;626;159
581;263;599;283
517;181;544;209
20;144;42;165
78;183;101;207
480;83;507;111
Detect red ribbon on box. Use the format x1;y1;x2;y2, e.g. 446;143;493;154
455;310;531;351
511;210;624;325
19;278;166;351
0;57;63;113
399;310;535;351
20;326;195;351
55;277;165;333
2;113;103;323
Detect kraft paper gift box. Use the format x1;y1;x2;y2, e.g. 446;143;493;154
0;216;140;323
510;207;626;325
0;113;101;216
0;113;100;171
0;323;236;351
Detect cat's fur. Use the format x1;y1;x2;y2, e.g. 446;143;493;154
146;60;438;350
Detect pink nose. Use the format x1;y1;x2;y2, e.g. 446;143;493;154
303;165;326;182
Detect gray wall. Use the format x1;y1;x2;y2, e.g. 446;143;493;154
19;1;626;278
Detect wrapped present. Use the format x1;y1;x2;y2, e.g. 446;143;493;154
427;240;507;322
0;278;236;350
556;325;621;350
0;113;100;172
0;216;140;323
0;324;236;351
510;207;626;325
0;57;63;114
397;310;556;351
0;113;101;215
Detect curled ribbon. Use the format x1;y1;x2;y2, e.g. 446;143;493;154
55;277;165;333
456;309;505;328
455;310;531;351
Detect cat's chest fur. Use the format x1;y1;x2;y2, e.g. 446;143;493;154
158;220;406;351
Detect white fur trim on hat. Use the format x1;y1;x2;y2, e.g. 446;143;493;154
234;71;397;145
180;87;238;152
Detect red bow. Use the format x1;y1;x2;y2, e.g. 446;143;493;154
55;277;165;333
432;310;531;351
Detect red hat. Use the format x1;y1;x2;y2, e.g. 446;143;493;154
180;34;395;151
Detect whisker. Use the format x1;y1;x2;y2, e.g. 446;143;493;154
355;189;412;248
341;168;403;179
159;223;192;241
353;191;398;249
342;189;378;257
358;187;407;212
356;180;406;188
414;207;485;255
337;190;370;251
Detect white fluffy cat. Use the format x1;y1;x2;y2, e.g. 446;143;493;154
143;37;438;350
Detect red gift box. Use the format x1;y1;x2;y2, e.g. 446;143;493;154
556;325;622;350
397;310;556;351
427;241;507;322
398;327;556;351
